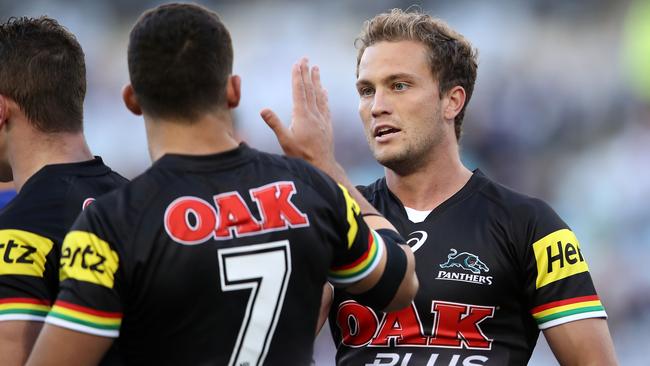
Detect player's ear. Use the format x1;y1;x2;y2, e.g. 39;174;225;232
226;74;241;109
0;94;11;130
442;86;466;122
122;84;143;116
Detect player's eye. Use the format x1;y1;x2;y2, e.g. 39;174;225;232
393;82;409;91
358;86;375;97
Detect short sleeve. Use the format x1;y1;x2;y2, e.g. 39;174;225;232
0;229;56;322
519;199;606;330
327;184;384;287
44;205;124;338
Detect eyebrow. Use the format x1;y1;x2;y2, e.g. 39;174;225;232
356;72;417;88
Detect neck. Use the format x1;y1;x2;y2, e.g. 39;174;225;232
9;130;93;192
385;138;472;211
144;109;240;162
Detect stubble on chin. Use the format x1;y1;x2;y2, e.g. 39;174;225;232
373;144;422;176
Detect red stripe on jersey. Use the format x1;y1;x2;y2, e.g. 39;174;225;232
331;232;373;271
531;295;600;314
54;300;122;319
0;298;50;306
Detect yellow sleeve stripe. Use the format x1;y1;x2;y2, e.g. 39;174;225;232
531;296;606;328
329;230;384;285
337;184;361;249
0;298;50;319
49;301;121;328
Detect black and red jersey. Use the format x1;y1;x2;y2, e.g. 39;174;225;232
329;170;606;365
0;157;127;322
47;144;385;365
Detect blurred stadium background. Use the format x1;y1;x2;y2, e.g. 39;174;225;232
2;0;649;364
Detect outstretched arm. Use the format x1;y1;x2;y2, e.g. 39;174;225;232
261;58;386;222
261;58;417;311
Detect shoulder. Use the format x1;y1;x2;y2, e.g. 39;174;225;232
257;150;324;178
91;169;159;217
479;175;561;220
0;178;70;234
356;177;385;202
475;173;569;247
255;150;341;196
79;170;160;239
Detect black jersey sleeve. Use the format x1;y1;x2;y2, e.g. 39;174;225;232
324;181;384;288
517;198;606;330
0;228;57;322
44;203;124;338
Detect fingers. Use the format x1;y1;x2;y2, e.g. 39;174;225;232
300;58;317;111
311;66;331;120
291;62;307;114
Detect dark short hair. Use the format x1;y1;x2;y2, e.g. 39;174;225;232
356;9;478;141
128;3;233;121
0;16;86;133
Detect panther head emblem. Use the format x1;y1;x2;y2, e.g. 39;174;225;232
439;248;489;274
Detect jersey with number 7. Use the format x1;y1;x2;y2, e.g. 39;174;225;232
45;144;391;365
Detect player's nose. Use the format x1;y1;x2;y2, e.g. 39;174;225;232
371;89;392;118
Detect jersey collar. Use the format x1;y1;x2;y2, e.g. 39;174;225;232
153;143;257;172
381;169;488;224
22;156;110;187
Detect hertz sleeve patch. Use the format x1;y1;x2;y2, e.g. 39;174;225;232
0;230;54;277
532;229;589;289
59;231;119;289
337;184;361;249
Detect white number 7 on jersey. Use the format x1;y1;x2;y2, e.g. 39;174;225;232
218;240;292;366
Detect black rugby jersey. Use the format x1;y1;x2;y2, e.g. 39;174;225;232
329;170;606;366
0;157;127;322
46;144;387;366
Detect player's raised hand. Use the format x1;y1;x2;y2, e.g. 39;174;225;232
261;58;335;171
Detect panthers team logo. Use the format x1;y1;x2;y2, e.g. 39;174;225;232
436;249;493;285
440;248;489;274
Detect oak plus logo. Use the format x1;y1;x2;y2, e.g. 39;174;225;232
336;300;494;350
436;249;493;286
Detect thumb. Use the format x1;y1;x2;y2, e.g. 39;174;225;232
260;108;296;152
261;108;289;136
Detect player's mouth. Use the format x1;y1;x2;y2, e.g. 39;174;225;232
373;124;402;142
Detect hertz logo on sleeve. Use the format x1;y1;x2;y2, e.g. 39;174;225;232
0;229;54;277
533;229;589;289
59;231;119;289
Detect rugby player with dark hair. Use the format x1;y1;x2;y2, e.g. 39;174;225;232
26;3;417;365
0;16;127;366
262;8;618;366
